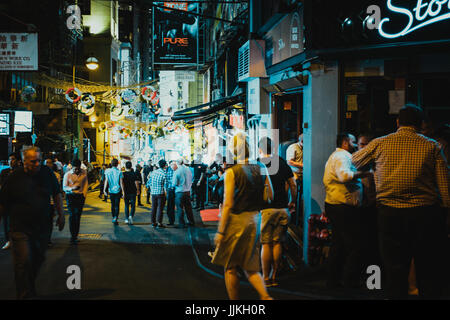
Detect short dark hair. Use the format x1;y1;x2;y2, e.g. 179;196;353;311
358;133;373;141
159;159;167;168
72;159;81;168
111;158;119;167
8;152;19;160
336;133;351;148
398;104;424;128
258;137;273;155
125;161;132;169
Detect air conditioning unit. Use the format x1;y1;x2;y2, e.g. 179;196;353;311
238;40;267;82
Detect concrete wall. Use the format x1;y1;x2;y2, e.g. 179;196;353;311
302;61;339;264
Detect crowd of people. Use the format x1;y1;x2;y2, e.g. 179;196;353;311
0;103;448;300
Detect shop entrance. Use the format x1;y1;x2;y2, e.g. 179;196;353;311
273;92;303;145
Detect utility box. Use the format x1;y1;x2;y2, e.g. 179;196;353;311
238;40;267;82
248;78;270;115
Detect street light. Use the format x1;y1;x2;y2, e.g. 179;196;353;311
85;57;99;70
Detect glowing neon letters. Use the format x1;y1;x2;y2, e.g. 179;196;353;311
378;0;450;38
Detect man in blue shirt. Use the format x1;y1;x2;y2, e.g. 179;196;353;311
104;159;124;225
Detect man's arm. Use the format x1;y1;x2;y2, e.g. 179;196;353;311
103;176;109;195
335;156;372;183
352;139;377;169
120;176;125;198
287;177;297;210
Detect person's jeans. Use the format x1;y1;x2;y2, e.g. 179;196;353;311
166;188;176;224
124;194;136;219
67;194;85;240
109;193;121;218
175;191;195;226
377;204;447;299
151;194;166;224
10;231;48;299
193;181;206;208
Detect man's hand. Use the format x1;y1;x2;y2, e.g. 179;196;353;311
55;214;65;231
288;201;295;213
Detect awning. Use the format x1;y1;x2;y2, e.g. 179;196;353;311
171;93;245;123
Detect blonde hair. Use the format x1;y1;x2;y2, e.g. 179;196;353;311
21;145;41;161
231;133;250;162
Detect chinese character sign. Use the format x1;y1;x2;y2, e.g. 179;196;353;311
0;33;38;71
153;2;198;64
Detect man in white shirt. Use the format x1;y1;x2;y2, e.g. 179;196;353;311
323;133;372;289
104;159;124;224
286;134;303;225
172;159;195;228
63;159;88;245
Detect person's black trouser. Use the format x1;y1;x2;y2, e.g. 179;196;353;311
3;214;9;242
10;231;48;299
361;204;381;268
137;185;143;205
325;202;365;287
377;204;447;299
146;186;151;203
109;193;121;218
48;205;55;243
99;180;105;198
193;181;206;208
175;191;194;226
124;194;136;219
151;194;165;224
166;188;176;224
67;194;85;241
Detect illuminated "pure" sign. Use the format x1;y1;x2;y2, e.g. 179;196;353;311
378;0;450;38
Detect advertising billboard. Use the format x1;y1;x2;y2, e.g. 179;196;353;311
14;111;32;133
0;114;10;136
153;2;199;65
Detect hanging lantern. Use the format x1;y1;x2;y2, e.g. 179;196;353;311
21;86;36;102
121;89;138;105
65;87;82;104
80;93;95;109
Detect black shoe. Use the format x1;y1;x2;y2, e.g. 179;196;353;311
70;239;79;245
157;223;166;228
167;223;174;226
187;222;195;227
152;223;157;228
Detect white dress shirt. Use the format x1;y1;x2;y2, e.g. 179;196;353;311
63;168;88;197
323;148;363;206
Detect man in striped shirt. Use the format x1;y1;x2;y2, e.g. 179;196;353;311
352;104;449;299
147;160;167;228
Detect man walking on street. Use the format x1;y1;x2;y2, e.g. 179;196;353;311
148;160;167;228
352;104;450;299
122;161;139;225
104;158;124;225
143;160;154;204
173;159;195;228
192;154;207;210
286;134;303;225
258;137;296;287
0;152;21;250
63;159;88;245
323;133;372;289
0;146;64;299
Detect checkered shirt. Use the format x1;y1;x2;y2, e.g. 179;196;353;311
352;127;450;208
147;168;166;195
165;167;174;190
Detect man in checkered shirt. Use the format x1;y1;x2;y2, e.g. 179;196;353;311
352;104;449;299
147;160;167;228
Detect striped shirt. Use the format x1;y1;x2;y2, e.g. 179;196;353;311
147;168;166;195
352;127;450;208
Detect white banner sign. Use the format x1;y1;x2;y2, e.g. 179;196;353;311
0;33;38;71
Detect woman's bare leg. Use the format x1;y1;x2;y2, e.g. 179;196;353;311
225;267;240;300
245;270;273;300
261;243;273;281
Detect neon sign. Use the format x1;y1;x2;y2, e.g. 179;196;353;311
378;0;450;38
